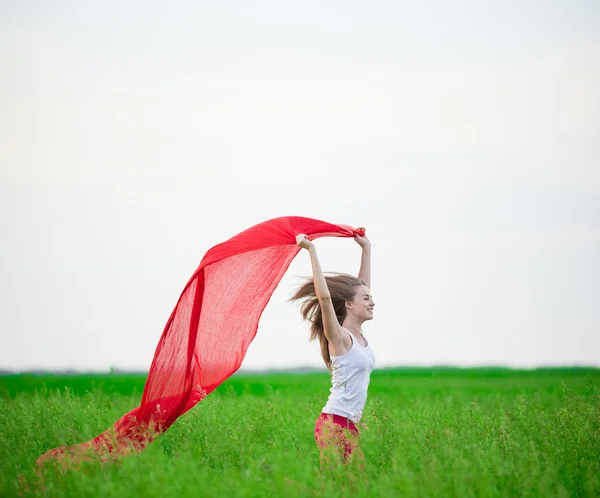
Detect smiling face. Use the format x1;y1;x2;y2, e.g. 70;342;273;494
346;284;375;321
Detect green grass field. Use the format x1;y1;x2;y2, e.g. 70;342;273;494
1;367;599;497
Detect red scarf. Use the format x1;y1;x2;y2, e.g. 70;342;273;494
37;216;364;465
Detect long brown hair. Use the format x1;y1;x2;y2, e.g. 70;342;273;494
289;273;366;370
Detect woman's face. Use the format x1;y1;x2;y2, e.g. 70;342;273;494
347;285;375;320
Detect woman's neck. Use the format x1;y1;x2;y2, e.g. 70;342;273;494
341;316;364;337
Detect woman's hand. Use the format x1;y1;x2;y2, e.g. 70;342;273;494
296;233;314;250
354;229;371;249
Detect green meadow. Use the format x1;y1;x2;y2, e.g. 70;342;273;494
1;368;599;497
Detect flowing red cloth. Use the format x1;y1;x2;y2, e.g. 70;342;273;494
37;216;364;465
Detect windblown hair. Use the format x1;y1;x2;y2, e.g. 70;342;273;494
289;273;366;370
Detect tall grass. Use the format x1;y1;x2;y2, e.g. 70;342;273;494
1;368;598;497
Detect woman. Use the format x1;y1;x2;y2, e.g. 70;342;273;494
291;231;375;465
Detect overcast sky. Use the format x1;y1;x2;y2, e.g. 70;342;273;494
1;1;599;372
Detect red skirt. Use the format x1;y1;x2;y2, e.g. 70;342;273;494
314;413;360;461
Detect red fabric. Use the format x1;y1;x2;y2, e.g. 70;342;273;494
314;413;360;461
37;216;364;465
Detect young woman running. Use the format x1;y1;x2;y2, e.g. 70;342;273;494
291;231;375;465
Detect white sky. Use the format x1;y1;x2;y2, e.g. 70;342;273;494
1;1;599;371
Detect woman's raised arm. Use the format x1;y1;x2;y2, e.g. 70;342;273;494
296;234;345;346
354;231;371;288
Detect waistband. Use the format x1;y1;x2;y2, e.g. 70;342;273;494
318;412;358;431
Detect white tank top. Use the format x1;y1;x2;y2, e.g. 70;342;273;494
322;327;376;422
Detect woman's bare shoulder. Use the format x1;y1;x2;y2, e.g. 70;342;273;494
327;326;352;357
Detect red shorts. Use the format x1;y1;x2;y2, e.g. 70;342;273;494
314;413;360;461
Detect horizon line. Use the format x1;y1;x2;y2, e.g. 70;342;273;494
1;363;599;376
